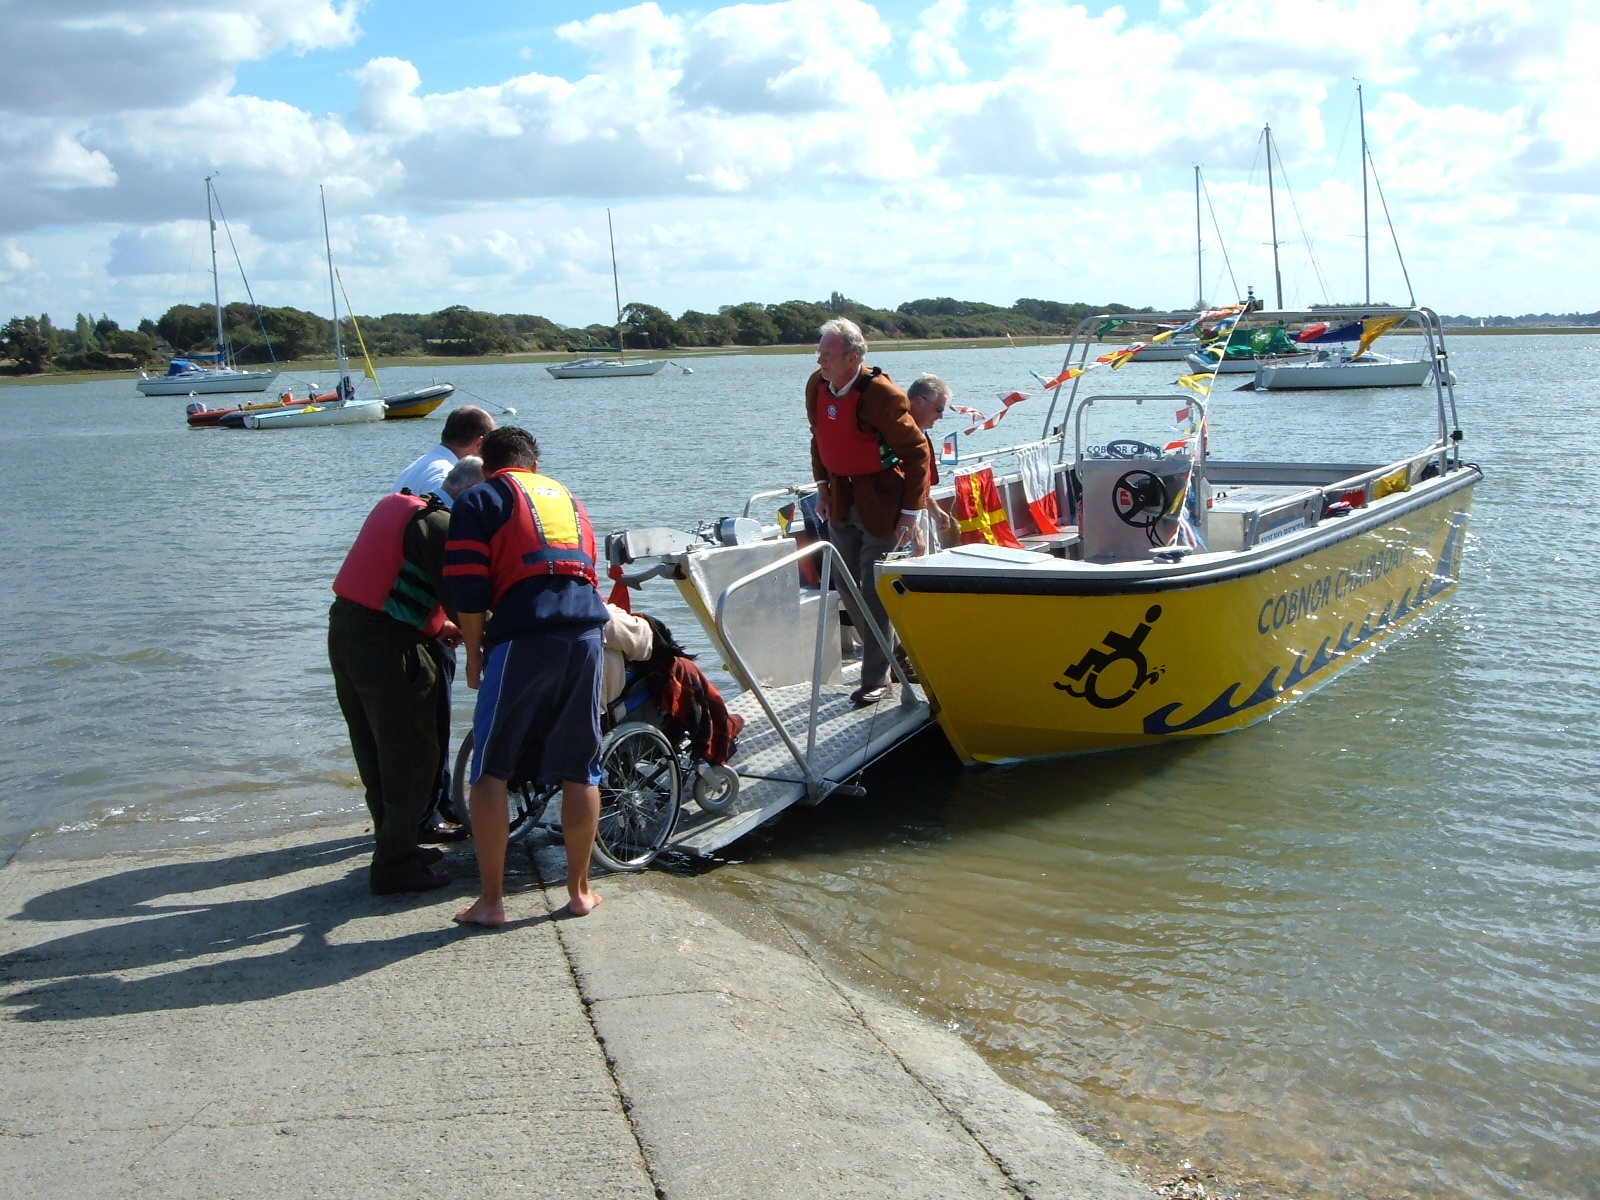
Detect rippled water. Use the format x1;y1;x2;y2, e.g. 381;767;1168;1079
4;338;1597;1199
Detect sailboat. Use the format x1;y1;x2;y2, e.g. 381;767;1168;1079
328;275;455;419
1185;123;1315;376
243;189;382;428
547;210;668;379
137;176;281;396
1253;86;1443;391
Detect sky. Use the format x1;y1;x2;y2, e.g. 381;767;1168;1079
1;0;1595;331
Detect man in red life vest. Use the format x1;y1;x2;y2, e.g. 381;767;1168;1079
329;473;475;895
806;318;930;705
445;427;609;925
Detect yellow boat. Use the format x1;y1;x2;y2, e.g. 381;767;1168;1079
878;305;1479;764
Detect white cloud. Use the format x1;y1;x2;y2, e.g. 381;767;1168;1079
673;0;892;114
0;239;32;282
909;0;969;79
3;0;1600;325
0;0;360;117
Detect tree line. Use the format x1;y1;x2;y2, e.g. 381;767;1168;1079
0;293;1150;375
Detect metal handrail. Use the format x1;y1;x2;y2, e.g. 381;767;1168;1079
1041;305;1465;468
742;485;813;520
711;538;916;804
1243;441;1455;546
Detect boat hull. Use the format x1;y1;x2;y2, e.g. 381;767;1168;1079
1255;357;1436;390
382;383;454;419
546;359;668;379
880;469;1477;763
138;368;279;396
1185;350;1313;375
242;399;385;428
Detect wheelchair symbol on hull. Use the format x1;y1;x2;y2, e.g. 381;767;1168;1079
1056;605;1164;709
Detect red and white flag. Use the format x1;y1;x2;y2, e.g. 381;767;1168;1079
1017;444;1060;535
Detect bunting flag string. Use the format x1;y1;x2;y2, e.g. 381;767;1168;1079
949;390;1033;436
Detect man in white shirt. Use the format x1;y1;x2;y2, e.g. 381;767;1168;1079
392;406;495;506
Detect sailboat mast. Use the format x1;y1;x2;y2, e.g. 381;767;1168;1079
206;175;225;361
1194;164;1204;309
607;208;625;363
1264;123;1283;308
1358;82;1371;305
320;187;347;384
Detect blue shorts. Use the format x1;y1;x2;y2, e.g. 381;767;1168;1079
471;628;603;788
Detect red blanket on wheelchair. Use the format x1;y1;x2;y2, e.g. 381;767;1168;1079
656;657;744;766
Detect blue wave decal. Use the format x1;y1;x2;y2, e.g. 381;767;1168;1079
1143;549;1457;738
1143;509;1469;736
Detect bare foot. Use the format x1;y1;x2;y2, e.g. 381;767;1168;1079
452;898;506;927
566;891;603;917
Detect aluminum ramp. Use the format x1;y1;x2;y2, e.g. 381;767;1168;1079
670;671;931;857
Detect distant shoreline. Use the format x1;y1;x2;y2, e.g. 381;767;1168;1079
0;325;1591;388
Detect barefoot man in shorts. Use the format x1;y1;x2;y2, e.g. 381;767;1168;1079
445;427;609;924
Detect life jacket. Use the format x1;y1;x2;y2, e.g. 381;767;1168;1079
487;469;599;607
332;492;447;637
813;368;900;477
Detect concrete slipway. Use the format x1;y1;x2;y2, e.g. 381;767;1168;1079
0;824;1154;1200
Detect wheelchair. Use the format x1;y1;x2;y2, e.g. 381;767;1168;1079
444;667;739;872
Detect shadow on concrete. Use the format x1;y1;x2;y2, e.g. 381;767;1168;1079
0;834;534;1022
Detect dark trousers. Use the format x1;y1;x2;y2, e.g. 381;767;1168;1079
829;510;898;690
329;609;442;886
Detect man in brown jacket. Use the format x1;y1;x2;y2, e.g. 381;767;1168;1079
806;317;930;705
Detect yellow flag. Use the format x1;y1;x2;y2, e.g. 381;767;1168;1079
1177;372;1213;395
1355;315;1406;359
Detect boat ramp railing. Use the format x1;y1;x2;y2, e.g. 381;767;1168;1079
711;539;918;805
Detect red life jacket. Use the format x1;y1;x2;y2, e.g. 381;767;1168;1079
487;469;599;607
332;492;447;637
814;368;897;477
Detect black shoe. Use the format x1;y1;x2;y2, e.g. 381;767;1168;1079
419;846;446;867
850;684;893;708
419;820;469;843
371;867;450;896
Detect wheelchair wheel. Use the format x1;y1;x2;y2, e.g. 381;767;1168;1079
692;763;740;814
592;722;681;872
449;731;538;839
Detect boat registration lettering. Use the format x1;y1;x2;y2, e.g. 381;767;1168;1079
1335;543;1414;601
1258;576;1334;634
1258;543;1422;635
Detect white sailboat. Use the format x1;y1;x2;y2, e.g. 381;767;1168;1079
1185;125;1313;376
137;176;281;396
548;210;668;379
1254;86;1439;392
244;189;382;428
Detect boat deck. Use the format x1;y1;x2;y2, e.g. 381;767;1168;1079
670;666;931;857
